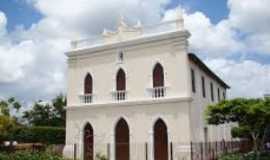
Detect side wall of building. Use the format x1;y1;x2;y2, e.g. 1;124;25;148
188;60;233;142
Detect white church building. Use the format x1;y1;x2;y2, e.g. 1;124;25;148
63;12;232;160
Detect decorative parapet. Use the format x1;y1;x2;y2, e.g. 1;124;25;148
70;10;185;50
102;16;143;43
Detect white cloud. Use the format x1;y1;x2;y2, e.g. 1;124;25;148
228;0;270;34
0;12;34;83
0;11;69;101
163;8;244;58
164;0;270;57
0;38;69;101
183;12;244;57
205;58;270;98
165;9;245;58
227;0;270;54
0;37;69;99
28;0;170;38
0;40;34;82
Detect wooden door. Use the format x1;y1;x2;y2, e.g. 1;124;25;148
115;119;129;160
84;123;94;160
154;119;168;160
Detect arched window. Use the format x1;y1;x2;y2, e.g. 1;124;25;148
154;119;168;160
116;69;126;91
115;69;126;100
115;118;130;160
84;73;93;94
83;73;93;103
153;63;164;87
84;123;94;160
152;63;165;98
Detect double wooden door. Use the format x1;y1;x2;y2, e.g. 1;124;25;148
115;119;130;160
154;119;168;160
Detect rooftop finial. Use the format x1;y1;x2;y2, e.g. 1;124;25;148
118;15;127;28
175;7;184;29
102;29;110;36
135;20;142;28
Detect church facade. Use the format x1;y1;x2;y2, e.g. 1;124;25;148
63;13;232;160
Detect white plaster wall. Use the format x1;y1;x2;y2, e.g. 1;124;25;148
66;31;191;106
65;99;191;160
188;60;233;142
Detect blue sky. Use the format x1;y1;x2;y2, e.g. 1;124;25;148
0;0;269;102
166;0;229;24
0;0;41;31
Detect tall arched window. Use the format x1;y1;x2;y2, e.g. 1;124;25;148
84;73;93;94
116;69;126;91
153;63;164;87
115;69;126;100
83;73;93;103
115;118;130;160
152;63;165;98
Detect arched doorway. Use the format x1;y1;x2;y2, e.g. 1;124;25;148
154;119;168;160
84;123;94;160
115;118;130;160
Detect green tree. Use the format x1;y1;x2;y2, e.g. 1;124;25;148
51;94;66;126
0;97;22;116
23;94;66;127
205;98;270;154
23;102;52;126
0;97;22;142
0;101;9;116
0;115;16;142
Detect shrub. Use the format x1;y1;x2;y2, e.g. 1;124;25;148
0;151;66;160
219;152;270;160
0;115;16;142
10;126;65;144
96;153;108;160
244;152;270;160
219;153;242;160
0;153;9;160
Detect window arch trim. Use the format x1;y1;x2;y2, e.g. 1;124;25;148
152;63;164;88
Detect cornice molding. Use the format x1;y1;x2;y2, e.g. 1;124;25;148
66;30;190;58
66;96;193;110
